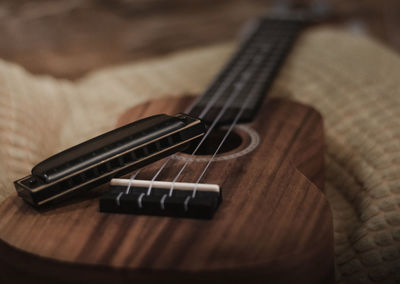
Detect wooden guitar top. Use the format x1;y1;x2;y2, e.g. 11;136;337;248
0;96;333;283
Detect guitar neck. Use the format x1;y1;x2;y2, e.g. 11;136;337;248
188;16;306;125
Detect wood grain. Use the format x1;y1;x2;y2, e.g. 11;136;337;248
0;96;333;283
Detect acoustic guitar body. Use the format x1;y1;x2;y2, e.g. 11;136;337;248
0;96;334;284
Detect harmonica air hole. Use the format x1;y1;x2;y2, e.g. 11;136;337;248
67;179;74;188
155;141;161;150
117;157;125;166
72;175;82;186
80;173;87;182
85;169;95;180
122;153;133;164
57;181;68;192
135;149;145;158
98;164;107;175
167;136;173;146
172;133;182;143
160;138;170;148
105;162;113;172
147;143;157;154
130;151;137;160
110;159;120;169
47;184;59;195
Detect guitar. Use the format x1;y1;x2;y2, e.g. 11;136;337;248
0;8;334;284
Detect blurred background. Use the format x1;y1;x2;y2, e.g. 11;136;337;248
0;0;398;79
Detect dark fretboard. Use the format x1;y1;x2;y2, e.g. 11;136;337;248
188;16;306;125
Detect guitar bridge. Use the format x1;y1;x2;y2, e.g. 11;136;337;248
100;179;221;219
14;114;206;207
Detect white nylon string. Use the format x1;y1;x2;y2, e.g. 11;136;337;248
115;170;141;205
116;23;288;206
146;157;171;195
184;22;262;115
191;79;260;198
167;75;251;197
125;170;141;194
191;37;289;198
167;40;282;197
115;50;255;202
144;48;260;197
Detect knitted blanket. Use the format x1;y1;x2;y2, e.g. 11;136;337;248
0;27;399;283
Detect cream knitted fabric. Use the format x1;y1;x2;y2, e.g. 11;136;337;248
0;27;399;283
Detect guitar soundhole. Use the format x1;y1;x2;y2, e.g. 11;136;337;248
182;128;243;156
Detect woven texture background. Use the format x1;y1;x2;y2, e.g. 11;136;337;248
1;27;400;283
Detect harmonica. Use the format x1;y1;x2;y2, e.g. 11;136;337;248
14;113;206;207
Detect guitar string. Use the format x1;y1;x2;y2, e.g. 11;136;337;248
142;50;256;197
163;70;256;208
116;20;293;208
137;33;265;197
124;24;275;199
129;26;282;202
157;32;296;200
165;41;278;198
184;21;262;115
190;39;286;199
184;5;304;203
143;58;253;197
125;170;141;194
185;35;292;205
167;68;255;197
168;32;293;199
114;37;259;205
115;170;141;205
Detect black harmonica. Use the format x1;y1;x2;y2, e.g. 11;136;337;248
14;113;205;207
